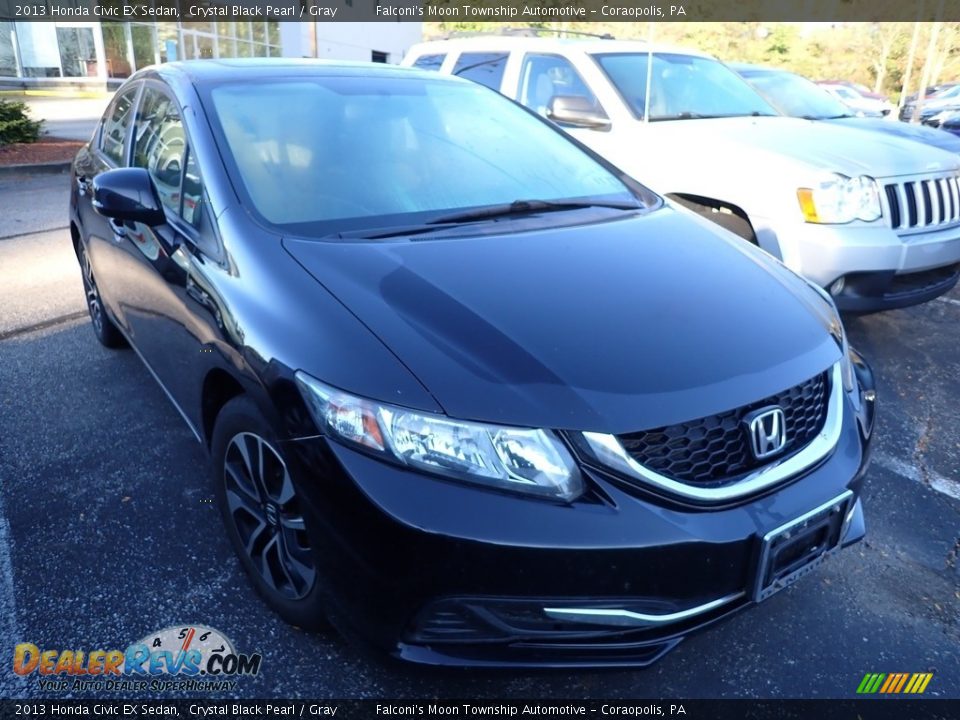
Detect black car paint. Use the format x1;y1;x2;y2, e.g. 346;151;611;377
70;60;873;667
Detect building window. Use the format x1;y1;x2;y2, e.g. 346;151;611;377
101;23;132;79
14;23;60;77
371;50;388;64
0;22;18;77
131;23;157;70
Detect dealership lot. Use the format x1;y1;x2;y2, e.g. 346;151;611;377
0;172;957;699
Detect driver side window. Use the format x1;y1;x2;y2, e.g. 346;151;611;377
518;54;602;119
132;88;186;217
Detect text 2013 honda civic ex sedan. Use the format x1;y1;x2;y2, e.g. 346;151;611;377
70;59;876;668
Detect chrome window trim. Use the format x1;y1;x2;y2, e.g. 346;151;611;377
582;362;843;503
544;591;744;628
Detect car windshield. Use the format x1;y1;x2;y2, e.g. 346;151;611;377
205;75;639;234
743;71;852;119
593;52;777;121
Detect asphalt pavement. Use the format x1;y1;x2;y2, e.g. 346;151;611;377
0;173;957;700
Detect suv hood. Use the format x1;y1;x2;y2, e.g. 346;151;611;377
649;116;960;178
283;207;840;434
828;116;960;155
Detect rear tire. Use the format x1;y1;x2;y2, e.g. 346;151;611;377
78;243;126;348
211;395;329;630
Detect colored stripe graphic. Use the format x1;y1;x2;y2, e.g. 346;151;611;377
894;673;910;693
858;673;933;694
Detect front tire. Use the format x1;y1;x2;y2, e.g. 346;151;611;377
211;396;328;630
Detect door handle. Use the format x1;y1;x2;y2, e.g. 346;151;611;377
76;175;91;196
108;217;127;239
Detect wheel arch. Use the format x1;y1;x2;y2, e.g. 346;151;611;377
666;193;760;245
201;367;246;448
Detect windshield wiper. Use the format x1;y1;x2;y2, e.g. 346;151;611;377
426;198;641;225
649;111;777;121
330;199;642;241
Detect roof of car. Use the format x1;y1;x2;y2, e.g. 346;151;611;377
407;36;714;59
150;58;441;85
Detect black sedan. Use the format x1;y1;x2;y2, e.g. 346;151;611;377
70;59;876;667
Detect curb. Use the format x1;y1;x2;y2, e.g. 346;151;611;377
0;161;71;176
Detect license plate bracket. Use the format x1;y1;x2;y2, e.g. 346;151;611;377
753;490;854;603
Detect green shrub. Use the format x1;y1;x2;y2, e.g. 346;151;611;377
0;99;43;146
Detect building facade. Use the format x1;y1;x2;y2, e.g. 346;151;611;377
0;17;422;88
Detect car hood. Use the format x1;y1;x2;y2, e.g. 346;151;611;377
919;98;960;114
827;116;960;154
653;116;960;178
282;207;840;434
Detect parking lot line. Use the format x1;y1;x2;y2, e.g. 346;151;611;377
874;452;960;501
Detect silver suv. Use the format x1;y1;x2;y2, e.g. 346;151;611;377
403;37;960;312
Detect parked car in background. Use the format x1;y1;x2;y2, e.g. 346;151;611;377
404;37;960;312
821;80;890;103
900;84;960;123
732;63;960;154
934;110;960;138
70;58;877;668
903;82;959;104
817;82;893;117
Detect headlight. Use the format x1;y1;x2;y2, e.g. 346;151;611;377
806;280;856;393
294;372;584;502
797;173;881;224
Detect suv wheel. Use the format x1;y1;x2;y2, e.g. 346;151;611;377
211;396;328;629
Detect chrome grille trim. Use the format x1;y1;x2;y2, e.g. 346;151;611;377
582;363;844;503
883;171;960;234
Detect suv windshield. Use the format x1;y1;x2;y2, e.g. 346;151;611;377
742;70;852;120
206;75;639;234
593;52;777;121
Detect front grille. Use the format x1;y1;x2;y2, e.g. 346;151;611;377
617;372;829;485
884;174;960;232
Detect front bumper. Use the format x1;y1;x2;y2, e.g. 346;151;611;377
281;375;875;668
761;218;960;311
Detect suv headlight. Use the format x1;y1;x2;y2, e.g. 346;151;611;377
295;372;584;502
797;173;881;224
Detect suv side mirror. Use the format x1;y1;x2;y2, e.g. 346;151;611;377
547;95;611;131
92;167;166;227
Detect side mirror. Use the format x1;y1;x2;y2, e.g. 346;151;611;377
547;95;612;131
92;167;166;227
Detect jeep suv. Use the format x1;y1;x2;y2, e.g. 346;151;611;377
404;37;960;312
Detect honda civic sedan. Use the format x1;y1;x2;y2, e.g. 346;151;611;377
70;59;876;667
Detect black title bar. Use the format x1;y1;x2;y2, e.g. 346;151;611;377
1;0;959;22
0;699;958;720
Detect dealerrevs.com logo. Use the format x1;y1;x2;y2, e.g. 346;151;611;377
13;625;262;692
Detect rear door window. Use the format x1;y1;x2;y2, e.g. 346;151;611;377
100;87;138;166
452;52;508;90
412;53;445;71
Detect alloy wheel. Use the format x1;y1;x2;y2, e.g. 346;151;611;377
223;432;317;600
80;248;104;335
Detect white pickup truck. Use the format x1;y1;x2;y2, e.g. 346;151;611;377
403;36;960;312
